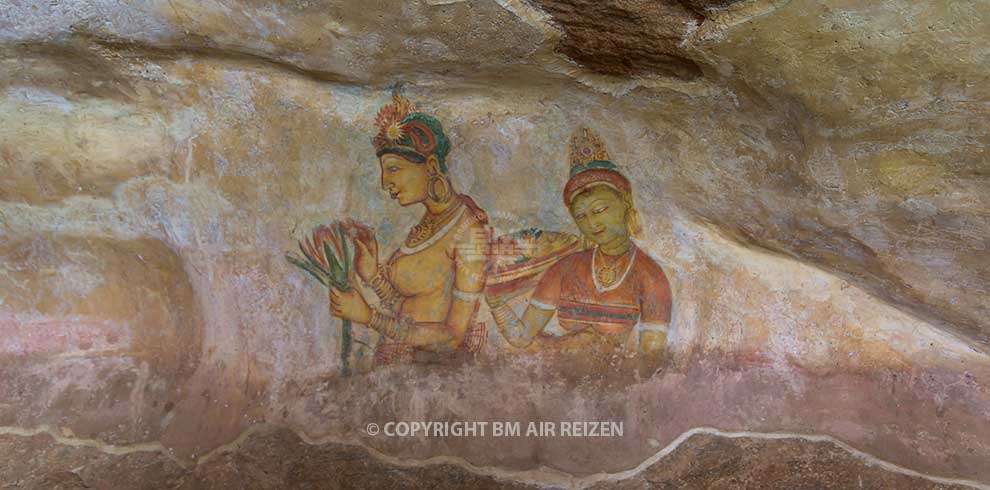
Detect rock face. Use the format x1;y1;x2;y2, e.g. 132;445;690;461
0;236;202;443
1;0;988;489
0;427;979;490
687;0;990;351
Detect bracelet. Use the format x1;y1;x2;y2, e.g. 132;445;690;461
638;322;669;333
485;294;506;309
369;268;401;310
370;309;412;342
452;288;482;301
488;301;532;344
530;298;556;311
490;302;515;326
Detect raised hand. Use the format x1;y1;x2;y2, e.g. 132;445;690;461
343;220;379;283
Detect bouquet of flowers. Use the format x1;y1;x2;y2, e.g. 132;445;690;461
286;221;355;376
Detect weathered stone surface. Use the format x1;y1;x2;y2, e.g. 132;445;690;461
589;433;976;490
0;432;185;490
0;236;202;443
283;352;990;480
0;0;547;84
679;0;990;349
1;0;989;487
0;427;978;489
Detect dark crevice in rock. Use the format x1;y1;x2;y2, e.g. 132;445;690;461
675;0;750;17
532;0;706;80
87;37;367;86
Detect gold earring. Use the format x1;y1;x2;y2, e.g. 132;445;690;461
622;193;642;238
626;208;643;238
428;174;451;203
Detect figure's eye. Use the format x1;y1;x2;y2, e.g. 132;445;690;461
593;206;608;215
388;166;400;172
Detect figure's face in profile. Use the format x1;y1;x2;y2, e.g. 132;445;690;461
569;185;630;248
380;154;429;206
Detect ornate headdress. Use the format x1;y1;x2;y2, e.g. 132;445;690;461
562;126;632;206
373;95;451;173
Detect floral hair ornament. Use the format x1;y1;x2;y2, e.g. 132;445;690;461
373;94;452;173
562;126;632;207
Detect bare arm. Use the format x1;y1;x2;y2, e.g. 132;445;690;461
485;254;565;348
638;323;669;355
637;257;673;357
376;292;482;351
487;298;555;348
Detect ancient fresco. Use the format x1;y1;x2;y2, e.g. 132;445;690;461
290;95;672;374
3;0;990;486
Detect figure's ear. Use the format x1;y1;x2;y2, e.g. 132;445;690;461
426;154;441;175
623;192;643;238
622;191;635;210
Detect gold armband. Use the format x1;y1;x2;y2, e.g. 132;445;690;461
452;288;482;302
369;269;401;311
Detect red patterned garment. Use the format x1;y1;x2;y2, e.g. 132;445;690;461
530;244;672;336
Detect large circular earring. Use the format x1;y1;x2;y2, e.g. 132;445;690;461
623;193;642;239
428;174;452;203
626;208;643;239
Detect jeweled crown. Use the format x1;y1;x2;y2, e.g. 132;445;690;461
567;126;612;177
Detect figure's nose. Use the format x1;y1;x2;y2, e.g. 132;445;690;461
588;217;604;231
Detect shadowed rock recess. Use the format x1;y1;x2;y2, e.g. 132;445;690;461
1;0;989;489
531;0;706;79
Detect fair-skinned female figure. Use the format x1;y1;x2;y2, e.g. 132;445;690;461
328;95;490;366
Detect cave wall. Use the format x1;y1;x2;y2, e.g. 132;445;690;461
1;0;988;488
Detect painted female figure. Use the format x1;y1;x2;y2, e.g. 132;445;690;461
485;127;672;357
329;95;490;366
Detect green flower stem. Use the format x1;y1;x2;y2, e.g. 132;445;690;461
288;251;355;377
340;319;353;377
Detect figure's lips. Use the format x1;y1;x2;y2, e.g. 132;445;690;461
593;229;605;236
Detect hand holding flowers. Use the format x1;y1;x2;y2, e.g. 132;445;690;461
328;285;372;324
286;220;366;376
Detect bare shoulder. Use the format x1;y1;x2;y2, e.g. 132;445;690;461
451;203;490;264
454;210;489;245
